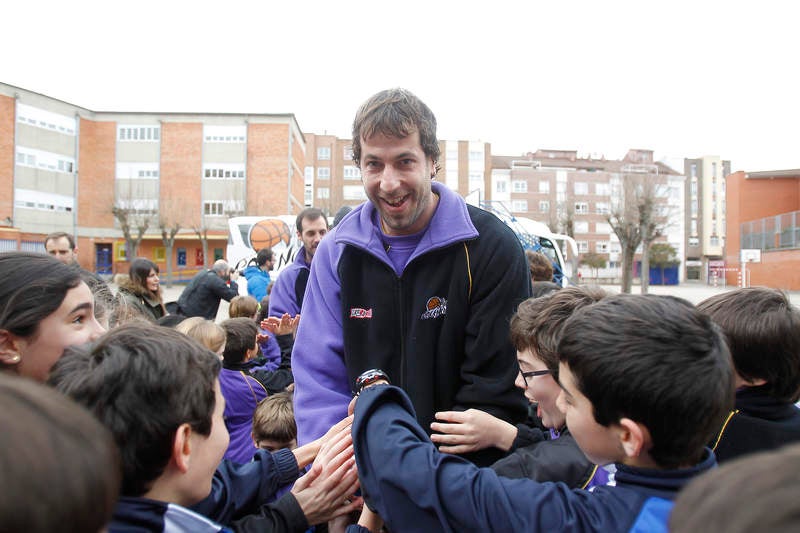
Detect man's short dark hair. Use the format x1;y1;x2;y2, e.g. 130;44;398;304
509;286;607;372
256;247;273;266
697;287;800;402
295;207;327;234
351;88;441;176
48;323;221;497
221;317;258;364
558;294;734;469
44;231;76;249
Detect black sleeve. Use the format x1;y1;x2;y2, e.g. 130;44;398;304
251;334;295;394
231;492;309;533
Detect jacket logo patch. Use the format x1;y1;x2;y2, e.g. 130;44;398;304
350;307;373;319
420;296;447;320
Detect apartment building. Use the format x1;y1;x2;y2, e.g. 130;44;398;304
684;156;730;282
725;168;800;290
0;82;305;278
491;148;685;282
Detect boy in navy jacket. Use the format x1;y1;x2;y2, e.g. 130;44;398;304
348;295;733;532
49;324;360;532
698;287;800;462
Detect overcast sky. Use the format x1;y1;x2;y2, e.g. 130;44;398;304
2;1;796;172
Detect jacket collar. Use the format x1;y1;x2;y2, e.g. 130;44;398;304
334;181;478;263
613;447;716;500
735;385;800;420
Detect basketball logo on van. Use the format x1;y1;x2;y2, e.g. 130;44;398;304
249;219;292;249
420;296;447;320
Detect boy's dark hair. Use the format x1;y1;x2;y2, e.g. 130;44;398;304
48;323;221;497
510;286;607;372
526;250;554;282
253;391;297;445
697;287;800;402
221;317;259;364
351;88;441;176
558;294;734;469
670;442;800;533
0;374;120;533
295;207;328;234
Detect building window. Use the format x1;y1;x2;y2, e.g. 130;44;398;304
511;200;528;212
574;182;589;195
317;147;331;160
538;180;550;194
343;146;354;161
539;200;550;213
343;166;361;179
118;126;160;142
469;150;483;161
316;187;330;199
595;241;609;253
16;147;75;174
343;185;367;200
512;180;528;193
576;241;589;253
574;221;589;233
496;181;507;193
710;236;719;246
203;201;224;216
204;125;246;143
16;103;76;135
204;165;245;179
595;221;611;234
595;182;610;196
575;202;589;214
317;167;330;180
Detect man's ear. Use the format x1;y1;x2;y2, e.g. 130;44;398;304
0;330;23;366
617;417;652;459
172;423;193;474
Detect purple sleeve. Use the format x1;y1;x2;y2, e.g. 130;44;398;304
291;237;351;445
268;266;300;318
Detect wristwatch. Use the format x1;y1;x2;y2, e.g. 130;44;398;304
355;368;390;395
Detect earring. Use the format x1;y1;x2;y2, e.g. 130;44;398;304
7;354;21;364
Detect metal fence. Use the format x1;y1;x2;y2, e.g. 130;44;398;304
741;210;800;251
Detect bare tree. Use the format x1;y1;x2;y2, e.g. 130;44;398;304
112;205;151;259
192;224;210;270
607;165;670;293
157;199;190;288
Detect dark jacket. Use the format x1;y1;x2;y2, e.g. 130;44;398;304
712;385;800;463
178;269;239;319
116;279;166;322
113;449;307;532
268;248;310;318
348;384;716;533
492;427;609;489
292;182;529;465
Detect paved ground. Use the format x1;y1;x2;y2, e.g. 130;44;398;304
149;280;800;320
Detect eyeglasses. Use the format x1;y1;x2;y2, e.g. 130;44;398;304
520;369;551;388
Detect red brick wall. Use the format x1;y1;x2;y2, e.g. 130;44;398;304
0;95;15;222
78;118;116;228
247;123;299;215
161;123;203;226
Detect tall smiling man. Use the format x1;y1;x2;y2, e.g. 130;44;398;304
292;88;530;465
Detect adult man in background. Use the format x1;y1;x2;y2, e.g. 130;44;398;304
292;88;530;466
242;247;275;302
178;259;240;319
44;232;81;266
268;208;328;318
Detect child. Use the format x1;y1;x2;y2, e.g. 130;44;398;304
229;294;281;370
431;286;608;488
698;287;800;462
0;373;120;533
220;317;269;463
176;317;226;356
253;392;298;452
347;295;734;532
49;323;360;532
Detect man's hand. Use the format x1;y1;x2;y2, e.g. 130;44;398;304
429;408;517;454
291;420;362;525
